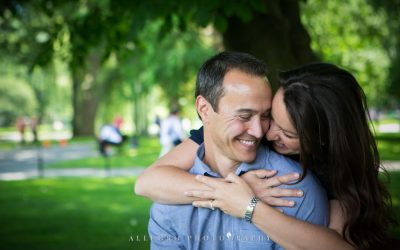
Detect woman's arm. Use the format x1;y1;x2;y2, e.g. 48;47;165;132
135;138;302;206
134;139;207;204
189;174;354;250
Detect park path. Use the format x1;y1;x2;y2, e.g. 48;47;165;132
0;142;399;181
0;143;145;181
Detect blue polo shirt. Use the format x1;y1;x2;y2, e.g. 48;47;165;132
149;144;329;250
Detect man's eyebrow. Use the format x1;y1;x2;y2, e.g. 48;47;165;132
235;108;256;113
235;108;271;114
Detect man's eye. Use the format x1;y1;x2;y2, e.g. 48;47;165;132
238;115;252;121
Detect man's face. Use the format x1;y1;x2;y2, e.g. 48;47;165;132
206;69;272;165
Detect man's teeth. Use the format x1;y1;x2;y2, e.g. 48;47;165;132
239;140;256;145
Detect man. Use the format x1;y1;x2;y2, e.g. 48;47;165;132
147;51;328;249
98;117;126;156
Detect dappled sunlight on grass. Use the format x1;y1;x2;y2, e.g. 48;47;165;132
0;177;152;250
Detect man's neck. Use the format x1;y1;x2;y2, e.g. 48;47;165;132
202;139;240;178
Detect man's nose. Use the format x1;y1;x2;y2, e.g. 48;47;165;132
248;118;264;139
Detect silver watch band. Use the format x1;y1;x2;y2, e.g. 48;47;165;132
244;196;258;223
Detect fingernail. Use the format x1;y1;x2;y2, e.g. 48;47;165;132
289;201;295;206
293;173;300;178
297;191;303;197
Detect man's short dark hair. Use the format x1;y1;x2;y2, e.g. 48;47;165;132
195;51;268;111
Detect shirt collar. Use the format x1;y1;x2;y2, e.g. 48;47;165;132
190;144;267;177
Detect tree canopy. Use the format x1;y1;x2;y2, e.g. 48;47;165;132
1;0;398;135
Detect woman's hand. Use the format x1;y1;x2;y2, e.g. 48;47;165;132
185;173;255;218
241;169;303;207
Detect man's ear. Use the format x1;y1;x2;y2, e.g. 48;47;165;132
196;96;212;123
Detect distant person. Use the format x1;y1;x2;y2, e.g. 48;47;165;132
154;115;161;129
30;116;39;143
98;117;127;156
159;108;185;157
16;116;26;145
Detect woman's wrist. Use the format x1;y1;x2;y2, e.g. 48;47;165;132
244;196;259;223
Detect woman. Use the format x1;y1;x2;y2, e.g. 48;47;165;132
136;63;394;249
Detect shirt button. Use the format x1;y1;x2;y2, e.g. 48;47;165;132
226;232;232;239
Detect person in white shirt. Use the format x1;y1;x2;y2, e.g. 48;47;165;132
159;109;185;157
98;117;125;156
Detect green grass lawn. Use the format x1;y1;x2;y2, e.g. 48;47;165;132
376;132;400;161
0;173;399;249
0;177;152;250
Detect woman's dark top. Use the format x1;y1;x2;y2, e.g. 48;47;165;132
189;126;334;199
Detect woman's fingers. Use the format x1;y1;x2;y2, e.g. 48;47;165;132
260;187;303;198
184;189;215;199
250;169;277;179
192;199;218;209
260;197;295;207
263;172;300;188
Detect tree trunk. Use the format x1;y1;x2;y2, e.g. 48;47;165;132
71;49;105;136
71;70;100;136
223;0;318;88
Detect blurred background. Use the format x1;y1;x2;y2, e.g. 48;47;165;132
0;0;399;249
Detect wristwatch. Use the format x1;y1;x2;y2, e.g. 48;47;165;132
244;196;259;223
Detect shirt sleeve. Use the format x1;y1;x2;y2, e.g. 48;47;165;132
148;204;183;250
189;126;204;145
278;172;329;226
264;148;329;227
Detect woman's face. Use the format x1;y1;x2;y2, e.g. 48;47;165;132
266;88;301;155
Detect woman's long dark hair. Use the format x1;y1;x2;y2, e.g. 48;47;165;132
278;63;394;249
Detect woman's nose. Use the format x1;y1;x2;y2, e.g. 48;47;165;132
266;127;279;141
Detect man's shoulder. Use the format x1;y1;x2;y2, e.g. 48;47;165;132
257;145;300;172
258;146;323;189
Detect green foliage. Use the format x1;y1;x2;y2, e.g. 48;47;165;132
0;63;37;126
368;0;400;105
1;0;398;134
301;0;391;108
